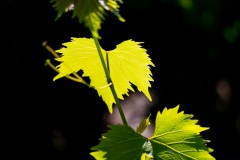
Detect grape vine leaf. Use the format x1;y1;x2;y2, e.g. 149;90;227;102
53;37;154;113
149;105;215;159
50;0;125;38
91;124;149;160
91;105;215;160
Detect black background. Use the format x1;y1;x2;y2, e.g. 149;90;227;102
4;0;240;159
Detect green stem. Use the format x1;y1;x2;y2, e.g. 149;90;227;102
43;41;89;86
91;35;128;125
44;59;90;86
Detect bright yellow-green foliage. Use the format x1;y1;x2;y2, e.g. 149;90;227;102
91;105;215;160
53;38;154;113
50;0;125;38
149;105;215;159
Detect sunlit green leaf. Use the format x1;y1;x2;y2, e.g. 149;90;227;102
53;38;154;113
50;0;125;38
149;105;215;159
91;105;215;160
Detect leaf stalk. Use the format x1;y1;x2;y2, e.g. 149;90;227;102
91;34;128;125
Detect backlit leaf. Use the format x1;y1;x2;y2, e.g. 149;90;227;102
149;105;215;159
50;0;125;38
53;38;154;113
91;105;215;160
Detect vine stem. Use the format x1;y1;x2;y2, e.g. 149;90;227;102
44;59;86;83
42;41;89;86
91;34;128;125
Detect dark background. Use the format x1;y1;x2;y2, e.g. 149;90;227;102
4;0;240;159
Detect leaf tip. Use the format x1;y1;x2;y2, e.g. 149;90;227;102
176;104;180;110
53;74;61;81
